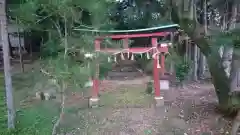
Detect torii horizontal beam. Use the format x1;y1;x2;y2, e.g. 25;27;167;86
96;47;168;53
96;32;169;39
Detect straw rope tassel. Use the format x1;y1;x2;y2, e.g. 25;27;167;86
157;55;161;68
131;53;134;60
140;53;142;58
114;54;117;62
108;56;111;62
146;52;150;59
121;52;125;60
127;52;130;59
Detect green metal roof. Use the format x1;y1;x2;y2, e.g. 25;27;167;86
74;24;179;33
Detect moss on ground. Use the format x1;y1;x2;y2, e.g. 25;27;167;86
0;71;153;135
0;72;58;135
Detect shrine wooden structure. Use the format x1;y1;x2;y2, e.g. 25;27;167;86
74;24;179;105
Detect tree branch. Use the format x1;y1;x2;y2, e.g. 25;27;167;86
171;0;211;56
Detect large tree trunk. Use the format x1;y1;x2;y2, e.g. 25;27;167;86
230;51;240;135
199;0;207;79
207;49;231;107
171;0;240;133
171;0;240;109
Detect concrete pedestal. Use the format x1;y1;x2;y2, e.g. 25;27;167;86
154;96;164;107
89;98;99;108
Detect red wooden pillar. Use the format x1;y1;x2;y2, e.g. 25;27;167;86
151;37;161;98
92;39;100;100
95;39;101;51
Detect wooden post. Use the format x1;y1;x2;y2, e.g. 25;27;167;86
123;38;128;60
95;39;101;51
92;78;99;98
92;39;100;97
184;0;189;11
188;40;192;61
17;28;24;72
0;0;15;128
152;37;163;106
200;0;207;78
90;39;100;107
193;44;198;81
199;53;206;78
185;37;189;62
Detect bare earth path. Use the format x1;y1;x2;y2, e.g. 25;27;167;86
9;62;232;134
61;77;232;135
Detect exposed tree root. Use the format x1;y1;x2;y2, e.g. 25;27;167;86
52;92;65;135
232;110;240;135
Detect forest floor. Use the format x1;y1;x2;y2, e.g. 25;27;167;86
57;77;229;135
0;62;233;135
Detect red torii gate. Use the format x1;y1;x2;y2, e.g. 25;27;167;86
89;31;171;106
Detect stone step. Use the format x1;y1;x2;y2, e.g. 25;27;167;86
107;71;143;80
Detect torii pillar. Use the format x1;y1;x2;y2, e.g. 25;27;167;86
89;39;101;107
152;37;164;107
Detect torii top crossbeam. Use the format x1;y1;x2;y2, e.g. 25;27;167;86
74;24;179;33
74;24;179;51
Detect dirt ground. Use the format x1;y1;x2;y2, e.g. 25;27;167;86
9;62;232;135
58;77;231;135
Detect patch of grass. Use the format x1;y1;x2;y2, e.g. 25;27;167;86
15;101;59;135
0;72;59;135
0;76;7;131
100;85;153;107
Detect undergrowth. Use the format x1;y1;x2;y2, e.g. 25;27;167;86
0;73;57;135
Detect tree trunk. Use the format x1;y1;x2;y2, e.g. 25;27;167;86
171;0;237;108
17;28;24;72
199;0;207;79
230;52;240;92
222;46;233;78
193;44;198;81
229;51;240;135
207;51;231;108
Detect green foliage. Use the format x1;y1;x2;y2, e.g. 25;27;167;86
99;56;114;79
145;81;153;94
135;53;152;73
40;37;62;58
6;0;121;134
207;29;240;50
209;31;233;46
175;59;190;82
115;0;172;29
40;55;90;88
8;0;119;87
0;76;7;132
179;18;197;35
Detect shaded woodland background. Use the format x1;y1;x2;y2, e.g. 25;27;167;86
1;0;240;134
